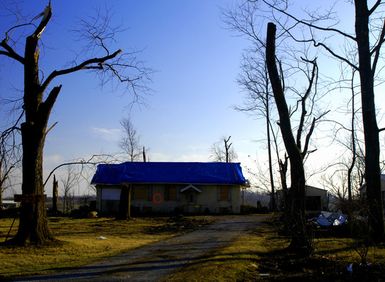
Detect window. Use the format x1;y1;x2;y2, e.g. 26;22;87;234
218;186;231;202
164;185;178;201
133;185;152;200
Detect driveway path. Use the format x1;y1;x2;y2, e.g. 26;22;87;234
13;214;268;282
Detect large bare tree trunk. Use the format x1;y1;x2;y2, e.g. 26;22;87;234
266;22;311;254
0;3;147;245
355;0;384;242
15;122;52;244
8;10;59;244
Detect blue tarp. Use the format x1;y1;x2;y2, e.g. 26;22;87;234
315;211;347;227
91;162;247;185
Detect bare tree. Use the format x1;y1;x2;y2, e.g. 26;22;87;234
118;117;147;219
225;2;329;220
258;0;385;243
142;146;147;162
120;117;141;162
61;165;78;214
0;113;22;207
0;3;150;245
51;174;58;214
235;49;278;210
267;22;313;254
327;69;365;204
210;136;238;163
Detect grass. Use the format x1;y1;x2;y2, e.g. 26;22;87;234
163;216;385;281
2;214;385;281
0;216;212;279
163;217;279;281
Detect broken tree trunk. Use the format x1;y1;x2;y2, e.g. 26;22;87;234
266;22;312;255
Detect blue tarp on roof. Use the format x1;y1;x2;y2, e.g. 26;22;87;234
91;162;246;185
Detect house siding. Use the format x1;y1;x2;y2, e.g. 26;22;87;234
96;184;241;215
276;186;329;212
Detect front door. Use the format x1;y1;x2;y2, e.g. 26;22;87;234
185;191;197;204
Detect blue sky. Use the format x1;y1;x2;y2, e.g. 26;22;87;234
0;0;263;194
42;0;255;160
2;0;384;196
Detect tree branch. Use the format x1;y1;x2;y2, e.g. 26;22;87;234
0;39;25;64
40;50;121;92
302;110;330;157
43;85;62;114
45;121;58;136
296;58;317;149
0;111;23;140
32;3;52;39
369;0;382;15
262;0;356;41
43;154;118;187
0;4;52;64
371;18;385;76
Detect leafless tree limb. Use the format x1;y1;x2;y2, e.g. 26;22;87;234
43;154;120;188
120;117;142;162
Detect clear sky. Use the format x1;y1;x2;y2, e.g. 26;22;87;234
1;0;384;196
0;0;263;195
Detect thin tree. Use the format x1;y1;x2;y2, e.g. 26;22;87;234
266;22;311;254
225;3;327;214
266;23;328;254
61;165;78;214
118;117;144;220
0;132;19;207
210;136;237;163
142;146;147;162
51;174;58;214
235;50;277;210
120;117;142;162
0;3;150;245
0;113;22;207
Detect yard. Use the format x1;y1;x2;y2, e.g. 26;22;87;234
1;214;385;281
164;217;385;281
0;215;212;279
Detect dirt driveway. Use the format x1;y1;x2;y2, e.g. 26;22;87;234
13;214;268;282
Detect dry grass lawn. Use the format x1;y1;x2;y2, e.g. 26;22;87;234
164;217;385;281
0;216;207;279
2;214;385;281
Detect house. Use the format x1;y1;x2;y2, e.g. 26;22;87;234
304;186;329;211
91;162;247;215
0;199;20;210
277;185;329;212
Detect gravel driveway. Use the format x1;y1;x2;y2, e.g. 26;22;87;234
13;214;268;282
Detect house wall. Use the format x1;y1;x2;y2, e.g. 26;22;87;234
305;187;328;211
276;186;329;212
96;184;241;215
96;185;121;214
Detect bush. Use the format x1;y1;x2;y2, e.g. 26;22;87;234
70;205;92;218
241;204;269;214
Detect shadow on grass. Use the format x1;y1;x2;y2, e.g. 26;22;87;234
9;251;262;282
256;247;385;281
